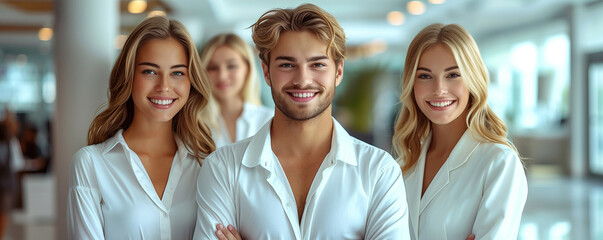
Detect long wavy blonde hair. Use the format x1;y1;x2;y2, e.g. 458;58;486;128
199;33;262;130
392;23;519;173
87;16;215;164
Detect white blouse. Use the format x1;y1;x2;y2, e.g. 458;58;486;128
211;103;273;148
402;130;528;240
194;118;410;240
67;129;201;240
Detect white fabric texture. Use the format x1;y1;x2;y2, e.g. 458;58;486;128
194;118;410;240
403;130;528;240
67;129;201;240
211;103;273;148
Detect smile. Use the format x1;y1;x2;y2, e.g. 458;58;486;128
291;92;316;98
428;100;454;107
149;98;175;105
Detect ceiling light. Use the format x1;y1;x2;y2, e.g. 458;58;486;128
128;0;147;14
38;27;53;41
407;1;426;15
428;0;446;4
387;11;405;26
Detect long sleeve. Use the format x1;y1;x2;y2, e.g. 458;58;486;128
67;148;104;240
193;151;237;240
365;159;411;240
472;149;528;239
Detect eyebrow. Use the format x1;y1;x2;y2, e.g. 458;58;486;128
274;55;329;62
416;66;459;72
138;62;188;69
445;66;459;71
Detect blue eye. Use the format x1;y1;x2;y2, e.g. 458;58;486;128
417;74;431;79
448;73;461;78
227;64;238;70
172;71;185;76
279;63;293;68
312;63;326;68
142;69;156;75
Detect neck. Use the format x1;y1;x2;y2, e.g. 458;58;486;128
270;107;333;158
218;98;244;122
429;111;468;152
123;116;177;154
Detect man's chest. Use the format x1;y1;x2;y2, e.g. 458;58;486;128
235;168;370;239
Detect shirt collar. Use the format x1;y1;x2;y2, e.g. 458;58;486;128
101;129;127;154
241;117;357;168
101;129;193;158
445;129;480;172
331;118;357;166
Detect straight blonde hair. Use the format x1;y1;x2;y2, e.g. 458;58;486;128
393;23;519;173
87;16;215;164
199;33;262;130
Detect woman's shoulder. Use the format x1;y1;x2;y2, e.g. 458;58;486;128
71;132;123;169
471;141;522;172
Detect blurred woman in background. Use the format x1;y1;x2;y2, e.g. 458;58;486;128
200;33;272;148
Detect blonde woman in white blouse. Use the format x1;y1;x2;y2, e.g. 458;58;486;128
392;23;528;240
67;16;215;239
200;33;273;148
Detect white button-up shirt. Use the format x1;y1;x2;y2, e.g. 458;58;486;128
211;103;273;148
403;130;528;240
194;118;410;240
68;129;201;240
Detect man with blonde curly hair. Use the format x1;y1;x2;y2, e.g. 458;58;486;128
194;4;410;239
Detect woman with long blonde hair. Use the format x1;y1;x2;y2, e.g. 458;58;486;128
67;16;215;239
200;33;272;148
392;23;527;239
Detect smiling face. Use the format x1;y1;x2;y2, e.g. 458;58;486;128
413;44;469;126
206;45;249;103
262;31;343;121
131;37;191;125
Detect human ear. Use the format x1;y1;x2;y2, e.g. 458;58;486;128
335;61;344;87
261;61;271;87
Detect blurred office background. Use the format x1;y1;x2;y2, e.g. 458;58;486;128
0;0;601;239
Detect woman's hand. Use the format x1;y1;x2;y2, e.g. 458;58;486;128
215;224;242;240
466;234;475;240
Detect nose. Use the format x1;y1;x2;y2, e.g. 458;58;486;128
218;66;228;81
433;78;447;95
155;74;171;92
292;66;312;88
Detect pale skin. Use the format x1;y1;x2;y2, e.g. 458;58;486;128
413;44;474;240
215;30;343;239
206;45;249;142
122;37;191;200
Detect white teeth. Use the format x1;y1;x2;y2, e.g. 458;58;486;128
429;100;453;107
150;99;174;105
292;92;315;98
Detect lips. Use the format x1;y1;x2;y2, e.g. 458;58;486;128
148;97;176;109
287;90;318;103
215;82;229;91
428;100;454;107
